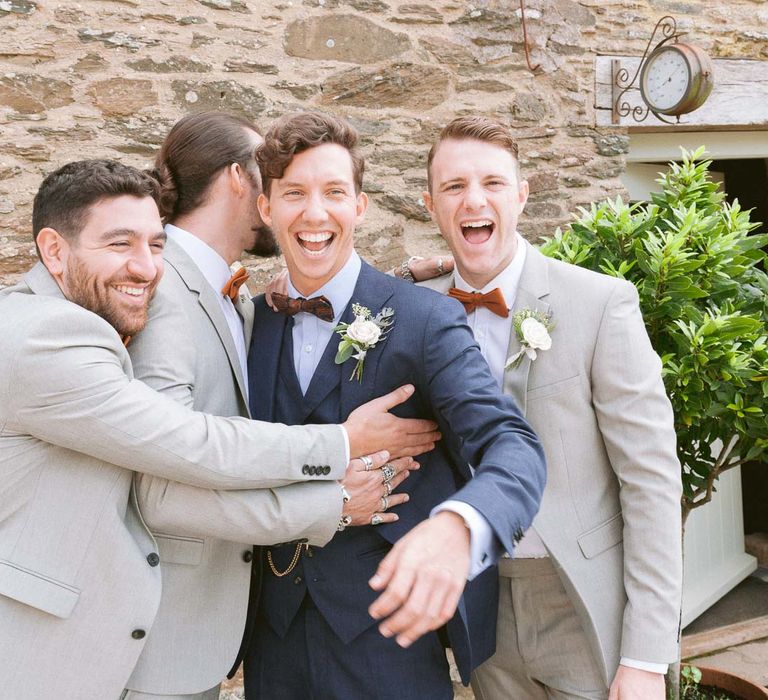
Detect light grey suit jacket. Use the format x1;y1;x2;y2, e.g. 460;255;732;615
0;264;346;700
126;240;343;695
421;240;683;681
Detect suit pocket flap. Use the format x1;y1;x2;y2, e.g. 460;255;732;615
577;514;623;559
154;533;204;566
0;559;80;619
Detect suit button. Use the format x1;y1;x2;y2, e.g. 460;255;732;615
242;550;253;563
302;464;310;475
131;629;146;640
293;576;303;585
308;465;316;475
323;465;331;475
146;552;159;567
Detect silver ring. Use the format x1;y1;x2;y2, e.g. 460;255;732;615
381;464;395;482
360;455;374;471
437;257;445;275
380;496;389;511
371;514;384;526
384;481;393;496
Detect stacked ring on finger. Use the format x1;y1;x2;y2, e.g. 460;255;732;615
380;496;389;511
383;481;393;497
360;455;374;471
381;464;395;482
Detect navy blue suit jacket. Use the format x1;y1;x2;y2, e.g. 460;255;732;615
247;261;545;682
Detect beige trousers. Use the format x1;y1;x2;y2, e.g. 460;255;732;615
471;558;608;700
122;686;220;700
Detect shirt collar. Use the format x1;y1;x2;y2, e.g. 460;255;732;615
453;233;527;310
287;251;361;325
165;224;234;296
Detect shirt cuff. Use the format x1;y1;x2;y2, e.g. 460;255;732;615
620;658;668;675
339;425;350;465
432;500;495;581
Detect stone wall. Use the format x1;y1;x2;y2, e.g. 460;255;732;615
1;0;767;289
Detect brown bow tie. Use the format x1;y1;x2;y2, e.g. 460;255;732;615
221;266;249;302
448;287;509;318
272;292;335;322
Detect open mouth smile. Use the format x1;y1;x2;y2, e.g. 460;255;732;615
460;219;495;244
113;284;150;303
297;231;334;257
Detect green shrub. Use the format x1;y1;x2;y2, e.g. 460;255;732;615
541;148;768;522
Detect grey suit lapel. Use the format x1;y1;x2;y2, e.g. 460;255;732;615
164;239;251;410
502;242;551;416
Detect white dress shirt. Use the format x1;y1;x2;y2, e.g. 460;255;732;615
165;224;249;401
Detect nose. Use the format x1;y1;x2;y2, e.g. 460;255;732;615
302;192;329;225
126;242;161;282
463;182;487;211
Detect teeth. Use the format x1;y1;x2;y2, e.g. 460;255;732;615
115;285;144;296
461;220;493;228
298;232;332;243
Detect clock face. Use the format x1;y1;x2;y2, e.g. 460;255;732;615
641;47;690;113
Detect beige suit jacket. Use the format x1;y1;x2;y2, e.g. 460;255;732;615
0;264;346;700
422;241;683;681
126;240;343;694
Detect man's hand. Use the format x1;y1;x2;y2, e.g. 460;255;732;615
609;665;665;700
342;453;417;525
409;255;455;282
265;269;289;311
367;511;470;648
344;385;441;459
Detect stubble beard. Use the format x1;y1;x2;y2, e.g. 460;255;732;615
65;255;155;337
245;224;281;258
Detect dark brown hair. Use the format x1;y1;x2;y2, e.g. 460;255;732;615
426;116;520;192
151;111;259;222
256;111;364;195
32;159;159;257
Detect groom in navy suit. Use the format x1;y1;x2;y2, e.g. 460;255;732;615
243;111;546;699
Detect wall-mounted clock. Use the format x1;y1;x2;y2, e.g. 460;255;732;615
639;42;714;117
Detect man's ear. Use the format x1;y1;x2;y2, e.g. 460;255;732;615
257;192;272;226
355;191;369;224
422;190;435;220
517;179;530;214
36;227;69;276
229;163;247;197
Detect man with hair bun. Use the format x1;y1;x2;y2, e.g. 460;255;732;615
123;111;437;700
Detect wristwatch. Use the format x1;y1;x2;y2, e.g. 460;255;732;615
399;256;424;283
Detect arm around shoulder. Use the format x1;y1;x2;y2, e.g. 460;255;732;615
11;307;348;491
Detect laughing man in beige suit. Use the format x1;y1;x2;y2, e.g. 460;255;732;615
417;117;683;700
0;159;436;700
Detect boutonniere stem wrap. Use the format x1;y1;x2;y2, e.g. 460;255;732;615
505;309;554;369
335;303;394;381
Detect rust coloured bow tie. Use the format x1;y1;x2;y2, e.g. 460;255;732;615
221;266;250;302
448;287;509;318
271;292;335;322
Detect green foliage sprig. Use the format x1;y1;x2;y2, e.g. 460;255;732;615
541;148;768;522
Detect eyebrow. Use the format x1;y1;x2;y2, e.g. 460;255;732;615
98;229;167;242
278;179;352;189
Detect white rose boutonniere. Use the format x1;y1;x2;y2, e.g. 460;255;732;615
335;303;394;381
505;309;554;369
